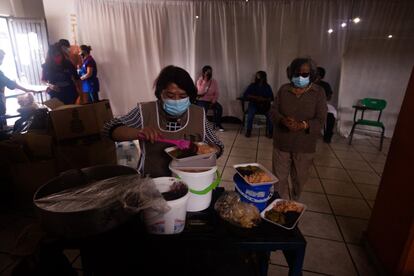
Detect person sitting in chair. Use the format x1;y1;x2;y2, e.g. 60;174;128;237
196;65;224;132
243;71;274;138
315;66;336;143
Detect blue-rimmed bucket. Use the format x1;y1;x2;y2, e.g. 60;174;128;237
233;173;273;211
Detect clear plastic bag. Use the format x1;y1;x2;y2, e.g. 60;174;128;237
34;175;170;214
214;191;260;228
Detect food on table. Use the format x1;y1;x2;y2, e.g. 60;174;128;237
236;165;272;183
264;209;285;225
214;192;260;228
161;181;188;201
196;144;216;154
272;200;304;213
169;143;215;159
264;200;303;227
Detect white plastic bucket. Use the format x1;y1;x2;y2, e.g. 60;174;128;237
143;177;189;235
169;165;220;212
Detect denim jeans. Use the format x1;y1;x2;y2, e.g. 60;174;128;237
246;102;273;134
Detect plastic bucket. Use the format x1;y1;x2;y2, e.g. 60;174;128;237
169;165;220;212
233;173;273;212
143;177;189;235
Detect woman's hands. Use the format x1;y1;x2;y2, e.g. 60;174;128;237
281;117;308;132
137;127;162;143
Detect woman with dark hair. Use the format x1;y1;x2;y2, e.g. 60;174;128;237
103;65;224;177
271;57;327;200
41;43;81;104
196;65;224;131
243;71;274;138
78;45;100;103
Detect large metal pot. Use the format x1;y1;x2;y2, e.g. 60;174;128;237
33;165;138;239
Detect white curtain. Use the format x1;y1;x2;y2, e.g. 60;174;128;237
76;0;414;137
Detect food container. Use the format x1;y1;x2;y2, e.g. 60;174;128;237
233;163;278;186
33;165;138;238
164;142;217;162
143;177;190;235
260;199;307;230
233;174;273;212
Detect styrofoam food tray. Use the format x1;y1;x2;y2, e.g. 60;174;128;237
260;199;307;230
233;163;278;186
164;142;217;162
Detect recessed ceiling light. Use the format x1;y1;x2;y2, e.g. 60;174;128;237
195;15;199;19
341;22;347;28
353;17;361;24
328;29;333;34
245;0;249;2
388;34;393;39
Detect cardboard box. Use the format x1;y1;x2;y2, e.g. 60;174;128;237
43;98;64;110
12;132;53;159
0;140;30;164
9;159;58;200
49;100;113;141
55;138;117;172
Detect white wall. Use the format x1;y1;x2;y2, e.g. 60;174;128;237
42;0;75;44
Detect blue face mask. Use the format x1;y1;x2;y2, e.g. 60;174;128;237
292;76;310;88
163;97;190;116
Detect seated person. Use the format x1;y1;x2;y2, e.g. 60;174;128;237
196;65;224;131
104;65;224;177
315;66;336;143
243;71;274;138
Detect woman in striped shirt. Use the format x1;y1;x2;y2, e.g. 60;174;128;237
103;65;224;177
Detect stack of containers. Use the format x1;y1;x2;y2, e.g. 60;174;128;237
166;143;221;212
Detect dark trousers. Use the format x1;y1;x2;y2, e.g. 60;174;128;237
324;113;335;142
246;103;273;134
197;100;223;127
0;93;6;127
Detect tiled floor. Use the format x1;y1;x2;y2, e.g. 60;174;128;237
215;123;388;276
0;123;389;276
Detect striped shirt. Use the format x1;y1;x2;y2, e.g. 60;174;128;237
103;104;224;157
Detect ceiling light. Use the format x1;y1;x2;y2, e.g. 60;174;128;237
341;22;347;28
353;17;361;24
328;29;333;34
195;15;199;19
245;0;249;2
388;34;393;39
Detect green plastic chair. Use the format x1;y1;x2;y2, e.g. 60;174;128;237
348;98;387;151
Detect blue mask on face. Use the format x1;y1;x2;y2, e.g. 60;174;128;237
292;76;310;88
163;97;190;116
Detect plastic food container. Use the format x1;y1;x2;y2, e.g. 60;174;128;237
233;163;278;186
143;177;190;235
164;142;217;162
233;174;273;212
260;199;307;230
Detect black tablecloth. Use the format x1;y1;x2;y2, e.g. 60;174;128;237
60;188;306;276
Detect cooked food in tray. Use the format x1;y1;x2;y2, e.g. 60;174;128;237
264;200;304;228
196;144;216;155
271;200;304;213
236;165;272;183
169;143;216;159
